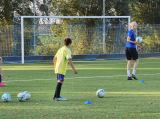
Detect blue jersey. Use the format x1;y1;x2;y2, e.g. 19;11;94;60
125;29;136;48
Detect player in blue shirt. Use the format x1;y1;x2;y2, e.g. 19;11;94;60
125;22;141;80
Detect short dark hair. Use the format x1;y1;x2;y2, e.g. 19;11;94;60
64;38;72;46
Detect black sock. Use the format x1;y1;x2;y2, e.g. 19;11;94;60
54;84;58;98
54;90;56;98
54;83;59;98
55;83;62;98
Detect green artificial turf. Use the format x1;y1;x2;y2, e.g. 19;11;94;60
0;58;160;119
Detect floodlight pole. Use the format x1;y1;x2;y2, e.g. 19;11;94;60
69;24;71;51
103;0;105;54
128;16;130;30
136;22;138;50
21;16;24;64
136;24;137;38
33;0;36;55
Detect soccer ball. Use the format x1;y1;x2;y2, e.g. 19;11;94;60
1;93;11;102
17;93;26;102
23;91;31;100
96;89;105;98
136;37;142;42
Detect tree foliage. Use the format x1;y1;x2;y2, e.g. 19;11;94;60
1;0;160;56
1;0;160;24
0;0;51;25
51;0;114;24
131;0;160;24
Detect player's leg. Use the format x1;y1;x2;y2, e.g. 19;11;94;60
54;74;67;101
54;74;63;98
131;59;139;80
0;67;2;84
0;66;7;87
126;48;133;80
127;60;132;80
55;80;63;98
127;60;131;76
133;59;139;73
130;48;139;80
0;72;2;86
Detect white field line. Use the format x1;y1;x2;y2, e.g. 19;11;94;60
1;61;160;67
76;62;160;66
3;73;160;83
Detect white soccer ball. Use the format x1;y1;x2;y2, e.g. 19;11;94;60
1;93;11;102
17;93;26;102
136;36;142;42
96;89;105;98
23;91;31;100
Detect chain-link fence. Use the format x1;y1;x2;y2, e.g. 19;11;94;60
0;25;14;57
1;0;160;62
0;20;160;63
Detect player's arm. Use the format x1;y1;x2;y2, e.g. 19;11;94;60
68;59;77;74
0;57;2;62
53;58;57;69
127;36;138;44
136;44;141;49
53;52;58;69
127;37;141;49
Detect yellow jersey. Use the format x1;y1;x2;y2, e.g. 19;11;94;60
54;46;72;75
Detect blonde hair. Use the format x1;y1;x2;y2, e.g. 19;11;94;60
130;22;137;27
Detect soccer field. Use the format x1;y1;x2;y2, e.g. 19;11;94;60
0;58;160;119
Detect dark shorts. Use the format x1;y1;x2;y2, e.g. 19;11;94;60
125;47;138;60
57;74;65;81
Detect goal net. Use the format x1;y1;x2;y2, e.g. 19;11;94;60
6;16;131;63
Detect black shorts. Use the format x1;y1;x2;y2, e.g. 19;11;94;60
125;47;138;60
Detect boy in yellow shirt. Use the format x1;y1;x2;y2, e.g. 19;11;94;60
53;38;77;101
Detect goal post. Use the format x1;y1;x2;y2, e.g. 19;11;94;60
20;16;131;64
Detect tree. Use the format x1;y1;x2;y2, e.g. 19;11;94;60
0;0;52;56
131;0;160;24
112;0;130;16
51;0;132;54
51;0;116;24
50;0;110;54
0;0;51;25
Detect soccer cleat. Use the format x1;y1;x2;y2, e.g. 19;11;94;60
53;96;63;100
132;74;138;80
127;77;133;80
55;97;67;101
1;82;7;85
54;96;67;101
0;82;7;87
